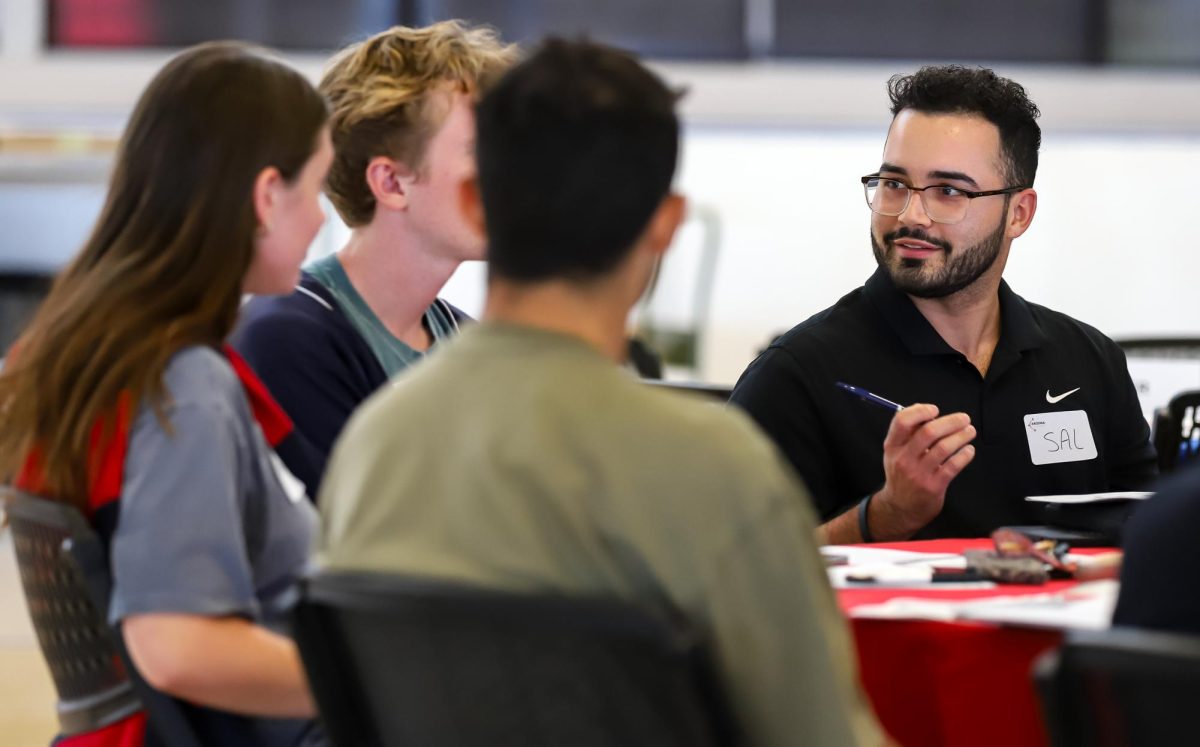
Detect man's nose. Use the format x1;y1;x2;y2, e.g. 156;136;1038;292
898;189;934;228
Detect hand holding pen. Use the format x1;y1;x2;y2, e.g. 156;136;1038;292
834;382;977;542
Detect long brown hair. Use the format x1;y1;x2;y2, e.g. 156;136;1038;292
0;42;328;506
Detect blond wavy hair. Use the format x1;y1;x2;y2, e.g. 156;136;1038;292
320;21;517;227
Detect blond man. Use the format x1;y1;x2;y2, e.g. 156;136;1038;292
232;22;515;495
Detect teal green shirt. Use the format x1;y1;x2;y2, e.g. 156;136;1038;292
305;254;458;376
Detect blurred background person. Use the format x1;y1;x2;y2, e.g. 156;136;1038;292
1113;465;1200;633
231;21;516;496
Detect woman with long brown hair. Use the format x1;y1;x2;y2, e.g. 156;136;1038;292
0;42;332;745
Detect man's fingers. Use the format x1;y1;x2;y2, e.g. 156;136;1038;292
883;404;940;448
923;424;977;466
937;443;976;481
903;412;972;456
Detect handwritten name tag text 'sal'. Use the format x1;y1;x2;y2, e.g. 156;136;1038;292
1024;410;1098;466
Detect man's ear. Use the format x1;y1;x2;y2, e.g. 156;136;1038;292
253;165;283;234
458;176;487;237
646;193;687;257
1006;188;1037;240
365;155;416;211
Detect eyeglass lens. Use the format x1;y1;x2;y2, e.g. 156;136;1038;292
863;178;970;224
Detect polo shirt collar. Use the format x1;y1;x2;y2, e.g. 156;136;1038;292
996;279;1047;352
863;266;1047;357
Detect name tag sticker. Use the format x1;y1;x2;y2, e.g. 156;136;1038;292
1024;410;1098;465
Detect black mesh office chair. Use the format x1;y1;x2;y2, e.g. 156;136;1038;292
1034;627;1200;747
1151;389;1200;474
292;571;736;747
3;488;202;746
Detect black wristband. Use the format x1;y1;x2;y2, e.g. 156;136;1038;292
857;493;875;543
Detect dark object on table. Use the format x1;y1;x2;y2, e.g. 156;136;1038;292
963;551;1049;584
1002;525;1111;547
1030;499;1141;546
964;528;1082;584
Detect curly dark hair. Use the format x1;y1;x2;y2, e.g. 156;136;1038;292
888;65;1041;188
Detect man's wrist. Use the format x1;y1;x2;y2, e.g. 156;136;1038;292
857;493;876;543
868;488;927;541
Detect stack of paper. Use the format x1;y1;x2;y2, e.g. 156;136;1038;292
1024;491;1152;504
848;580;1119;631
822;546;989;590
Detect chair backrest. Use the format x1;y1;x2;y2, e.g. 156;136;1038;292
2;487;202;746
3;488;142;736
293;571;736;747
1034;627;1200;747
1152;389;1200;473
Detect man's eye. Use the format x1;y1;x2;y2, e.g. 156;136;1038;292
881;180;906;190
935;185;966;198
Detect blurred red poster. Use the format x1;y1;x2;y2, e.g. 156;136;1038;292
51;0;154;47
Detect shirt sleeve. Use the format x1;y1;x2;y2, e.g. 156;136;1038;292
1103;343;1158;489
696;463;886;746
1112;469;1200;632
108;399;258;623
729;346;850;521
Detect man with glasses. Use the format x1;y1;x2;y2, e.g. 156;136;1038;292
730;65;1156;542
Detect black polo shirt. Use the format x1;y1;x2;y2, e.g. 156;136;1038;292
730;267;1157;539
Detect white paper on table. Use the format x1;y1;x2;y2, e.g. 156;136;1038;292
822;545;991;590
1024;491;1153;504
955;581;1119;630
849;580;1119;631
821;545;968;567
829;564;935;587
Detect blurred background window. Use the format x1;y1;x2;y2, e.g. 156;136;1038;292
47;0;401;50
39;0;1200;67
409;0;750;59
1107;0;1200;67
46;0;750;58
772;0;1104;64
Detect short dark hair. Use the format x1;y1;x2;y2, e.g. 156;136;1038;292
475;38;680;283
888;65;1041;187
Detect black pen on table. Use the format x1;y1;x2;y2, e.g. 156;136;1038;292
835;381;905;412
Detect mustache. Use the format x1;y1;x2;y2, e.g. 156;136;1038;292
884;227;952;253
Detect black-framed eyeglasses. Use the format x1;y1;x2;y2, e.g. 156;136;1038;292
861;174;1027;225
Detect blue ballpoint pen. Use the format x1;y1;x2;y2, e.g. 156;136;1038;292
835;381;905;412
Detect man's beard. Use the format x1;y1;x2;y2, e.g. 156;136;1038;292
871;217;1006;299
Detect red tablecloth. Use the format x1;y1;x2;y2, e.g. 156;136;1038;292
839;539;1111;747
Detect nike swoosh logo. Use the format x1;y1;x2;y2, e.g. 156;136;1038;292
1046;387;1080;404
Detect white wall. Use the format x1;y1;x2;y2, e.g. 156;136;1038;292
436;124;1200;385
3;39;1200;386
